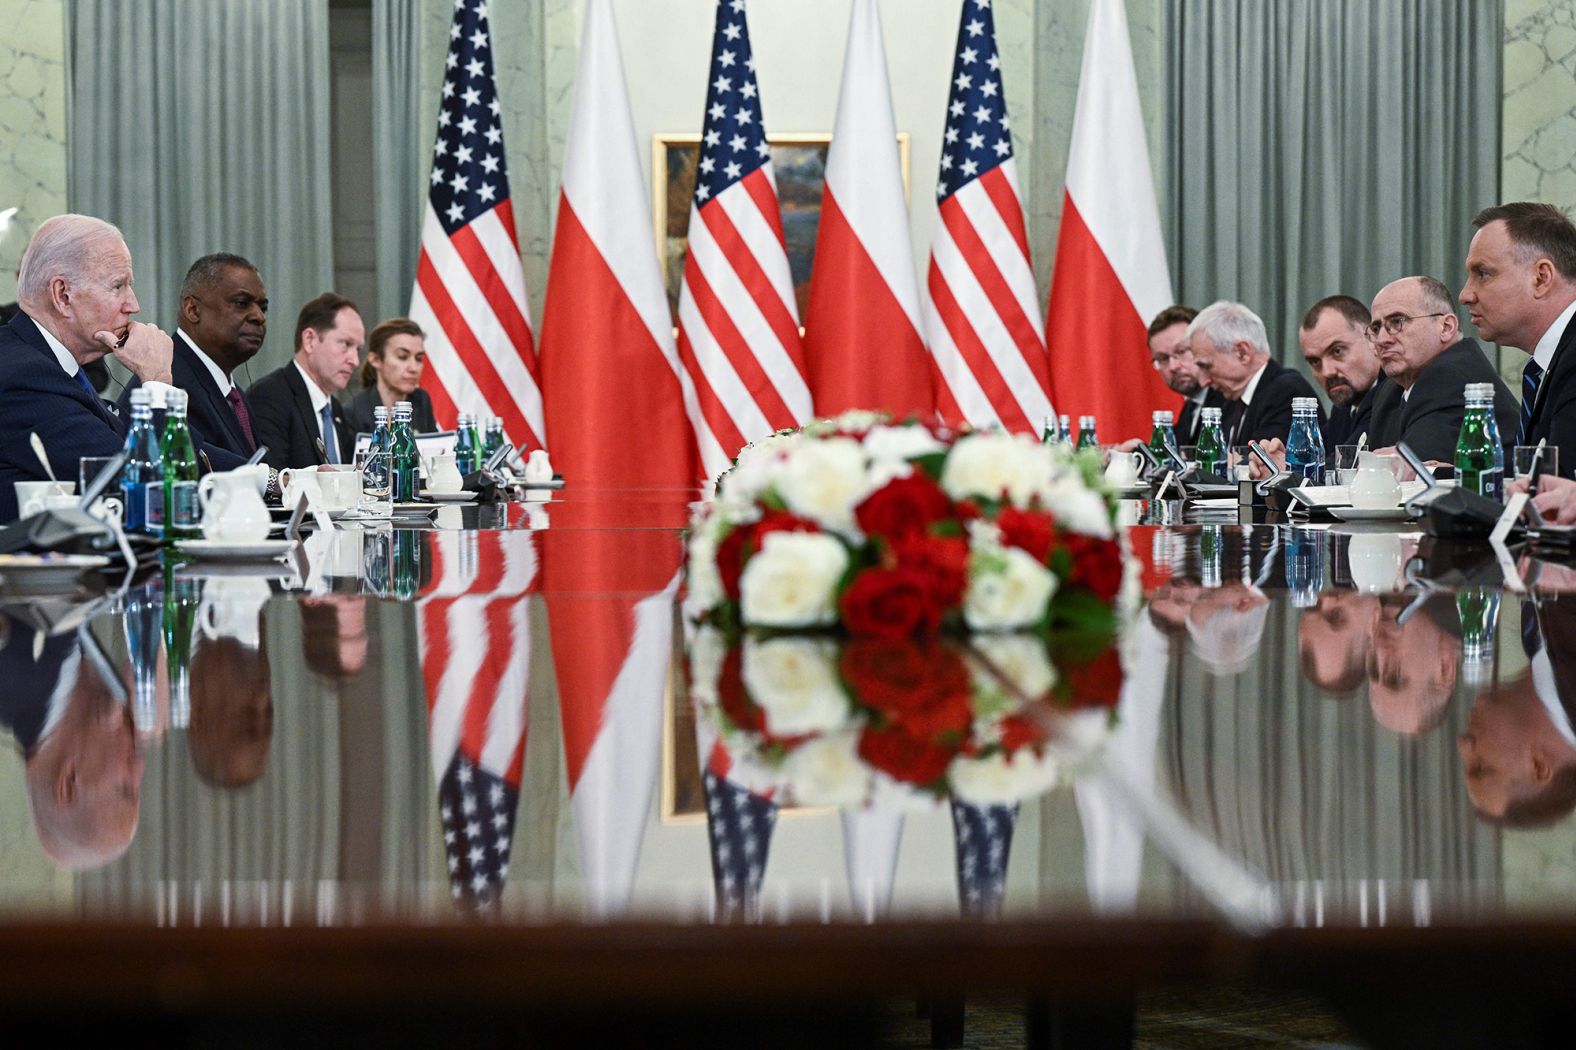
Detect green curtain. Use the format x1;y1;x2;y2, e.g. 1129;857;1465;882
65;0;334;381
1162;0;1502;371
372;0;423;328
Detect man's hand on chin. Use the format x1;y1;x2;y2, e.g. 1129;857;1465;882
96;321;173;384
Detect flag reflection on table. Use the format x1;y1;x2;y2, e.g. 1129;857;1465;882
420;531;538;911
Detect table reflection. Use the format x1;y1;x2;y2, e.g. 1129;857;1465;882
4;519;1576;935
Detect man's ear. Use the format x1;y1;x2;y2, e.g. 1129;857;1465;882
180;294;201;327
47;274;72;316
1532;257;1560;301
56;760;77;805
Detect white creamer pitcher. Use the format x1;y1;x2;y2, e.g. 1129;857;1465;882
198;465;273;543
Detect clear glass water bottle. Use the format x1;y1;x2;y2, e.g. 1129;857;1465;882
121;387;163;534
1284;397;1326;483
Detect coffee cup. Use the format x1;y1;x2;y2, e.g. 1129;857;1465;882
15;480;75;518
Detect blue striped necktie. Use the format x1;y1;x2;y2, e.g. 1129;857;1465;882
1520;359;1545;446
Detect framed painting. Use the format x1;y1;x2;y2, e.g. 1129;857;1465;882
651;133;911;324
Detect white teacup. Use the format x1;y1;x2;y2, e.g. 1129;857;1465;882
15;480;75;517
282;466;361;512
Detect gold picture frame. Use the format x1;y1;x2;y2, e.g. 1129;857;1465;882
651;132;912;326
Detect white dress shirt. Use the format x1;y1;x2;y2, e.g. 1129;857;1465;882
1238;360;1269;407
34;317;176;407
1532;296;1576;373
294;359;337;452
177;329;234;396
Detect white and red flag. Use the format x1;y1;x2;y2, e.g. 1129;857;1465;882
538;0;697;488
1044;0;1175;441
678;0;812;481
802;0;933;419
923;0;1053;434
409;0;543;448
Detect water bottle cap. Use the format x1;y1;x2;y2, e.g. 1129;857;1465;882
130;387;151;406
1292;396;1317;411
167;387;188;412
373;405;389;421
1153;410;1173;424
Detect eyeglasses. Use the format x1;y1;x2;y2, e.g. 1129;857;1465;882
1365;312;1449;340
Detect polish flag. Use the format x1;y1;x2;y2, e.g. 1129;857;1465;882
802;0;934;419
538;0;697;488
1044;0;1176;442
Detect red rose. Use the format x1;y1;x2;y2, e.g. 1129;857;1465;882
1062;533;1124;603
841;639;972;739
889;533;968;611
840;567;936;638
996;506;1057;563
998;713;1048;754
857;723;958;787
715;511;820;600
855;473;953;541
1062;646;1124;708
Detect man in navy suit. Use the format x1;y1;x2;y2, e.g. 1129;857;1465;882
0;214;245;520
246;292;364;471
167;253;268;458
1463;202;1576;479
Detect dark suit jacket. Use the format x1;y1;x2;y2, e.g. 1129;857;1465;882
1323;373;1387;449
345;384;439;437
246;363;351;471
1522;307;1576;479
170;332;255;458
1226;358;1324;446
0;612;76;755
1176;388;1227;443
0;312;131;521
1367;338;1518;463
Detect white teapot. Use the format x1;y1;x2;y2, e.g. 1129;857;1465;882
198;465;273;543
1348;451;1402;510
425;450;465;493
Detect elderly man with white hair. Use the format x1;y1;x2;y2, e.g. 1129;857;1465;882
0;214;245;520
1187;299;1324;446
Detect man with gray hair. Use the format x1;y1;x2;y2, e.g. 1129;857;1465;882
0;214;243;520
1186;299;1323;445
1366;275;1516;462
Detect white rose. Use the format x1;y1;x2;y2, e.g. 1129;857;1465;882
1041;475;1114;539
862;424;946;464
949;748;1061;805
685;519;726;613
940;432;1054;506
688;626;730;708
970;634;1057;708
739;531;849;627
781;730;871;807
774;437;868;533
965;546;1057;630
719;432;798;505
743;637;851;737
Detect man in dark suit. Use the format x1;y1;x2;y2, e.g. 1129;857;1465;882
1298;294;1387;449
166;253;269;458
1146;305;1225;442
246;292;364;471
0;214;238;521
1187;299;1323;445
1462;202;1576;479
1366;276;1517;462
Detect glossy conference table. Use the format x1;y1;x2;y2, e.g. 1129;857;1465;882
3;487;1576;1048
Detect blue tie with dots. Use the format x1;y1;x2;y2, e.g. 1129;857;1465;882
320;402;339;464
1520;359;1544;446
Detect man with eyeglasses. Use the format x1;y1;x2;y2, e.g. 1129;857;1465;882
1297;295;1386;449
1462;201;1576;479
1366;275;1516;463
1147;305;1223;442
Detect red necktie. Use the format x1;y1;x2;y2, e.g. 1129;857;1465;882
226;387;257;451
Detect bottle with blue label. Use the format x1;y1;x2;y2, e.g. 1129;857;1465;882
120;387;163;534
1284;525;1324;608
1284;397;1326;483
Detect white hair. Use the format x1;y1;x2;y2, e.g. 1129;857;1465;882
16;214;126;310
1186;300;1270;357
1186;593;1270;675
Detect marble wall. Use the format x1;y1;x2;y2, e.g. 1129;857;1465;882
0;0;66;304
1504;0;1576;204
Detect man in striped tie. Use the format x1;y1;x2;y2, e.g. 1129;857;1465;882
1462;202;1576;479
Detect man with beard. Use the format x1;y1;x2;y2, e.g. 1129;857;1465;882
1298;295;1386;448
1146;305;1223;442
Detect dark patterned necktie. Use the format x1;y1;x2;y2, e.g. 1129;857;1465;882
226;387;256;450
1520;359;1544;446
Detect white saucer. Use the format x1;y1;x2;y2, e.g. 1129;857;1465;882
1330;506;1411;522
177;539;296;561
420;490;476;502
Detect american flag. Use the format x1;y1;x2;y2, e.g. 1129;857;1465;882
951;800;1018;918
410;0;544;449
420;531;538;912
702;769;777;917
677;0;812;480
922;0;1054;434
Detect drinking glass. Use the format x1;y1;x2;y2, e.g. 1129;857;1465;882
79;455;115;496
1514;445;1560;482
355;449;393;517
1334;445;1363;486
